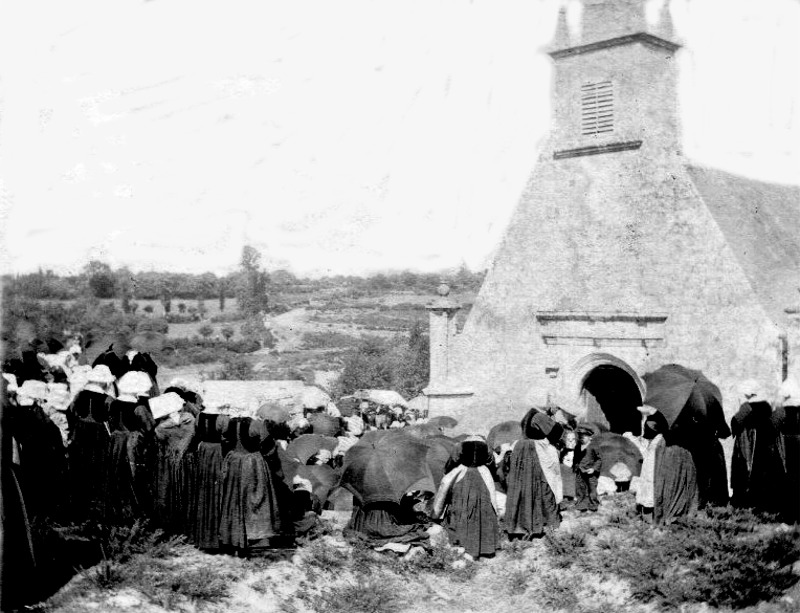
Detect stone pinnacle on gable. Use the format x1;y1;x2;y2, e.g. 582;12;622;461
548;0;679;52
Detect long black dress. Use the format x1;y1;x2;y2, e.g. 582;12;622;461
773;403;800;523
11;403;69;523
346;501;430;545
505;410;561;538
654;428;698;525
153;411;196;533
191;413;230;549
104;401;155;523
219;417;293;553
68;389;112;520
730;401;787;516
438;440;500;559
1;464;37;610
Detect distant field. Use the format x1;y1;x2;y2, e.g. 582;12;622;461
35;289;478;378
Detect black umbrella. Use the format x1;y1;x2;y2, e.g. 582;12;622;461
643;364;727;433
486;420;523;451
594;432;643;479
339;432;435;505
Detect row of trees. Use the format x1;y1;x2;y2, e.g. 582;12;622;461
4;257;485;303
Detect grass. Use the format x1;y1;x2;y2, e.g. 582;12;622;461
545;496;800;610
299;575;403;613
35;521;235;612
36;495;800;613
301;330;364;350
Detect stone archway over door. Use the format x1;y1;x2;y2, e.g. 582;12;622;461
580;364;644;434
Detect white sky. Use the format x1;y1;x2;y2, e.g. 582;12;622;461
0;0;798;277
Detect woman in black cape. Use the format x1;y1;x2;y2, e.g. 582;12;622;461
218;417;294;555
504;408;563;539
190;411;230;549
433;436;500;559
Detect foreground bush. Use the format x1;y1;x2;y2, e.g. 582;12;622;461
545;497;800;610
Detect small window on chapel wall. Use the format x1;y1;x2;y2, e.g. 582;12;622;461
581;80;614;136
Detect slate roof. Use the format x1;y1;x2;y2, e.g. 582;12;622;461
688;165;800;325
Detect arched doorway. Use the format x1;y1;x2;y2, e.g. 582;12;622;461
580;364;643;435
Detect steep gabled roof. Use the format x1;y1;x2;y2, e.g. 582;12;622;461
687;165;800;325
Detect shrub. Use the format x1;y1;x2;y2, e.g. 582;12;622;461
548;499;800;610
301;331;360;350
529;570;581;611
136;318;169;335
165;313;197;324
543;527;588;569
221;325;235;341
218;355;253;380
198;324;214;339
90;519;185;565
300;576;402;613
141;564;231;609
301;539;348;573
227;338;261;353
240;317;276;349
210;311;246;324
506;567;531;595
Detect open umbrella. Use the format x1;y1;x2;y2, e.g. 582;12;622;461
420;436;459;488
643;364;726;432
339;433;435;505
309;414;340;437
301;386;331;410
257;402;290;423
336;396;361;417
286;434;339;465
285;463;339;506
427;415;458;429
404;423;443;439
487;420;523;451
594;432;643;479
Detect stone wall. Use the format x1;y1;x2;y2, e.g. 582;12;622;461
442;141;782;435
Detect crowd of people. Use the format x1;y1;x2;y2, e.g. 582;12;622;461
1;337;799;607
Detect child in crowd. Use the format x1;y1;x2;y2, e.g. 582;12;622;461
559;429;578;509
574;424;601;512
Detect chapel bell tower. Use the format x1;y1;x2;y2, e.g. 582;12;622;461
549;0;681;156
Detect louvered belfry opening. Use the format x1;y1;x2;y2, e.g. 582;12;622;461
581;81;614;136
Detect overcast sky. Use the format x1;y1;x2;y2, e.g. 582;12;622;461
1;0;798;278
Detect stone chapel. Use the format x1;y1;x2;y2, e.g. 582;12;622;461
425;0;800;434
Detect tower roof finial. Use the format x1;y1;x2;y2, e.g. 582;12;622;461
552;5;571;50
657;0;675;39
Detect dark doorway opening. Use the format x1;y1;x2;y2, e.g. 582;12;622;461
580;364;643;435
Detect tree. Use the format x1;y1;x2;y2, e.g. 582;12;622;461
197;297;207;319
221;325;235;342
219;281;226;312
83;260;116;299
143;305;154;315
240;316;275;349
117;267;135;313
334;336;394;397
198;324;214;339
161;289;172;314
236;245;270;317
178;302;186;314
395;322;430;398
